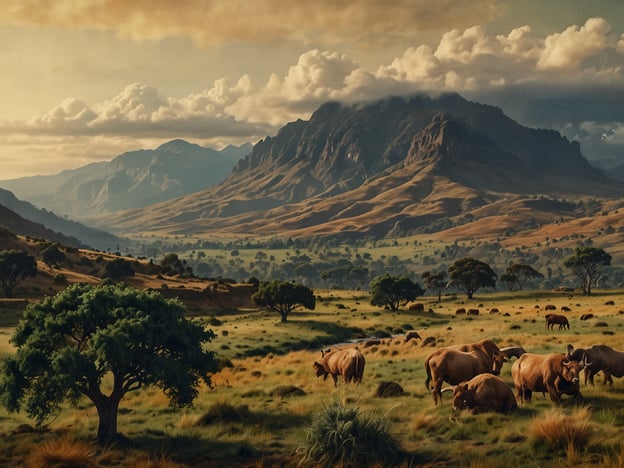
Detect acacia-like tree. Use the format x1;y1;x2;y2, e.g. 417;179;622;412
448;257;497;299
0;249;37;298
0;283;218;443
505;263;543;290
252;280;315;322
421;271;447;302
40;244;66;268
369;274;424;311
563;246;611;295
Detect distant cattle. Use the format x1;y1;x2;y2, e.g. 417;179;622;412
467;309;480;316
313;348;365;387
568;344;624;386
561;306;572;312
450;374;517;414
545;313;570;330
404;331;422;342
545;304;557;311
455;308;466;315
409;303;425;312
422;336;437;347
489;308;499;314
511;352;588;405
580;314;594;321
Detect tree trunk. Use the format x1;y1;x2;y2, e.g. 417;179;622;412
95;396;121;444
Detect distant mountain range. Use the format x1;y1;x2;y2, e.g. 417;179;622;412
98;93;623;239
0;140;252;221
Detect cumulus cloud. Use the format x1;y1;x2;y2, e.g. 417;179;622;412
3;0;500;47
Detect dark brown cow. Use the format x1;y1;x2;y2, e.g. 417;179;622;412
409;303;424;312
511;353;588;405
499;346;527;360
451;374;517;414
467;308;480;315
404;331;422;342
455;308;466;315
313;348;365;387
545;313;570;330
580;313;594;321
425;348;505;404
567;344;624;385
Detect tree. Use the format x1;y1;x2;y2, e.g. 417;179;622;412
505;263;543;290
421;271;447;302
563;246;611;295
369;274;424;311
40;244;66;268
252;280;315;322
448;257;497;299
499;272;518;291
104;258;135;280
0;283;218;443
0;250;37;298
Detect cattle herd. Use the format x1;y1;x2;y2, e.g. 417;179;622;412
313;337;624;415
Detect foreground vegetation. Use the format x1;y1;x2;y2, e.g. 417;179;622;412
2;287;624;466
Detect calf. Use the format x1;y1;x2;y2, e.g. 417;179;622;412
451;374;517;414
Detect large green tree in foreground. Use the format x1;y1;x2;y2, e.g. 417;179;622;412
369;274;424;311
252;280;315;322
0;283;218;443
564;246;611;295
448;257;497;299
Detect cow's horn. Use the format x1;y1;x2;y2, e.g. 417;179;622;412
566;344;574;356
441;387;455;393
583;355;592;368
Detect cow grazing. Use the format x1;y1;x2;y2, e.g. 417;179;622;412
567;344;624;385
545;304;557;311
455;308;466;315
313;348;365;387
425;348;505;404
511;353;588;405
467;309;480;315
499;346;527;360
580;313;594;321
451;374;517;414
545;313;570;330
409;303;425;312
404;331;422;342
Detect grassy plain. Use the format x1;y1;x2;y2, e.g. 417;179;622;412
2;288;624;467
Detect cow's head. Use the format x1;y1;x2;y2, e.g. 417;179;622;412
492;353;506;375
452;384;476;411
313;361;328;379
561;357;588;384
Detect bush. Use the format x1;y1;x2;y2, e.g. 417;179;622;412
298;401;403;467
25;438;98;468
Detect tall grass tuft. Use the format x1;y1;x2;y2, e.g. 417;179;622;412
529;406;594;451
298;400;403;467
24;438;97;468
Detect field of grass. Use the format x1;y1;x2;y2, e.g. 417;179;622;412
2;288;624;467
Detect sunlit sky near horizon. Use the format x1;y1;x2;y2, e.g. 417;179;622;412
1;0;624;179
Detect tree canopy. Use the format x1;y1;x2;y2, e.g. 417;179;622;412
0;283;218;443
369;274;424;311
500;263;543;291
40;243;66;268
252;280;315;322
0;249;37;298
448;257;497;299
421;271;447;302
563;246;611;295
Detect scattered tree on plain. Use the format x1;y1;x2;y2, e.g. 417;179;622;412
499;263;543;291
252;280;315;322
563;246;611;295
103;258;135;280
40;244;66;268
421;271;447;302
0;249;37;298
448;257;497;299
369;274;424;311
0;283;218;443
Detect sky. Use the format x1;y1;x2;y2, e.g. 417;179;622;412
1;0;624;180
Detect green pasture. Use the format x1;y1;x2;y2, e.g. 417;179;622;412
2;289;624;466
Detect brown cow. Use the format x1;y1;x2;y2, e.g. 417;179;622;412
404;331;422;342
450;374;517;414
467;309;480;315
545;313;569;330
511;353;588;405
425;348;505;404
455;308;466;315
567;344;624;385
580;313;594;321
313;348;365;387
409;303;425;312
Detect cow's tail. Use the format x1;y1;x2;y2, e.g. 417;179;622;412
424;357;432;390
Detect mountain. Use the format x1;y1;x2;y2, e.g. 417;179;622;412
0;203;87;248
0;188;120;250
98;93;624;238
0;140;252;221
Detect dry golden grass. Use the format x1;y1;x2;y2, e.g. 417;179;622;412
530;406;594;450
24;438;98;468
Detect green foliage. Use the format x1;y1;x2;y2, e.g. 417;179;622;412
252;280;315;322
563;247;611;295
103;258;135;279
40;243;66;268
369;274;424;311
0;283;218;443
0;250;37;298
299;401;402;467
421;271;447;302
506;263;544;290
448;257;497;299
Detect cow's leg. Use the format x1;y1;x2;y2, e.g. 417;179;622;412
331;374;338;387
546;384;561;405
433;378;443;405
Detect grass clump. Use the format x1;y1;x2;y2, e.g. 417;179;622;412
298;401;403;467
529;406;594;451
24;438;98;468
195;401;251;425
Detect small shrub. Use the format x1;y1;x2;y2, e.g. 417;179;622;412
298;401;403;467
196;402;251;425
25;438;98;468
270;385;306;397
